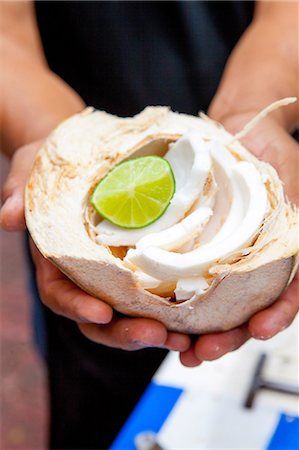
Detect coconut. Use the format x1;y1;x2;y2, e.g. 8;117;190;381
25;99;298;334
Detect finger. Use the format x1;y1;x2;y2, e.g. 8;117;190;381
31;242;113;324
39;275;114;324
78;317;168;351
0;191;26;231
249;128;299;205
180;346;203;368
31;239;191;350
220;116;299;205
78;315;191;352
164;332;191;352
194;325;250;361
249;273;299;340
0;141;42;231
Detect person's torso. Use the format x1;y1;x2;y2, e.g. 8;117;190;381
35;1;254;116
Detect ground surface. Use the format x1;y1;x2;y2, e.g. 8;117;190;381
1;154;47;450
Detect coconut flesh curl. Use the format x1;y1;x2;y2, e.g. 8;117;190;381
25;99;299;334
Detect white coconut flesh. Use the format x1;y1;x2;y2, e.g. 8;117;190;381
95;131;213;246
25;98;299;334
126;155;269;280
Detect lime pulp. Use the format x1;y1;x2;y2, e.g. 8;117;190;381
91;156;176;229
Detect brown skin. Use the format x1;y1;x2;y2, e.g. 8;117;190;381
0;1;298;364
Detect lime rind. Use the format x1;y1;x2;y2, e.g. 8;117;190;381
91;156;176;229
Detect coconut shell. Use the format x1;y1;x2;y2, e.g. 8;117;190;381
25;107;298;334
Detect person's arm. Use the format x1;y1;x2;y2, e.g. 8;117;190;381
209;1;298;130
0;1;190;353
180;1;299;367
0;1;84;153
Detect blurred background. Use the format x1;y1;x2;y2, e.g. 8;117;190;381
1;154;47;450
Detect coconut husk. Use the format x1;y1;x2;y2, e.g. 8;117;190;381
25;105;298;334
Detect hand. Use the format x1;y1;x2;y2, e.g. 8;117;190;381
180;114;299;367
30;241;190;351
1;141;191;352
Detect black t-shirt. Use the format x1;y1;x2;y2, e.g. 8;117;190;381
35;1;254;116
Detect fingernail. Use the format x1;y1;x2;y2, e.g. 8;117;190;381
252;333;272;340
132;339;153;348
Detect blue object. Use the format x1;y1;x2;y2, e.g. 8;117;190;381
267;413;299;450
110;382;183;450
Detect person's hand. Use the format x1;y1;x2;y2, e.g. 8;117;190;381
180;114;299;367
30;241;190;351
0;141;191;352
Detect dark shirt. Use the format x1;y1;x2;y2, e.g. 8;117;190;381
35;1;254;116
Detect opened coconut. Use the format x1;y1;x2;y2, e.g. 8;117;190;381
25;99;299;334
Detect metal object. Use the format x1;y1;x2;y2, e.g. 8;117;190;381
135;431;166;450
244;353;299;409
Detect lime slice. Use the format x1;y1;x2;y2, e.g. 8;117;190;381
91;156;175;229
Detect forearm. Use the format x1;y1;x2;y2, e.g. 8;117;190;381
209;1;298;130
0;1;84;156
2;46;85;153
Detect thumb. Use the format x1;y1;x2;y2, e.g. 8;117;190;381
209;110;299;205
0;140;42;231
